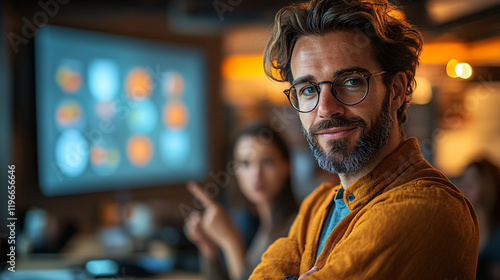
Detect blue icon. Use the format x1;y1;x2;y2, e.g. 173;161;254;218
88;59;120;102
127;99;158;134
55;130;89;177
160;129;190;168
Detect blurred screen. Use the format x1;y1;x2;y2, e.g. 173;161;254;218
35;25;208;196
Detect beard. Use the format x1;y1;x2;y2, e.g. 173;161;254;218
302;93;392;175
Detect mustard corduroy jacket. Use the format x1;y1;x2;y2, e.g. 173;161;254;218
250;137;479;279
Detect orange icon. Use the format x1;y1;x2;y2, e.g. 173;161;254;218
163;101;188;129
127;135;153;167
91;146;106;165
56;66;82;93
126;68;152;100
56;100;82;128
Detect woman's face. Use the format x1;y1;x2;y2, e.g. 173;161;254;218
234;136;290;205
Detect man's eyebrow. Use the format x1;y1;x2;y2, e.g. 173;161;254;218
334;67;371;76
291;67;372;85
291;74;315;85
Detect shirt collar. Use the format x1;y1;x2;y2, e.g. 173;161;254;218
341;137;424;211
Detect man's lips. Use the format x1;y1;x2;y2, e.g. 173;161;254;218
314;126;357;140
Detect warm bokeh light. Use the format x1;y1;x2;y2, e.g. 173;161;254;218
222;55;264;79
413;77;433;104
435;85;500;177
446;59;460;78
421;37;500;65
446;60;473;79
221;55;289;107
455;62;473;79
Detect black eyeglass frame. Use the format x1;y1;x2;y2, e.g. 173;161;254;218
283;70;387;113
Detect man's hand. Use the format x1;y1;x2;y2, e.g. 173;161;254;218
298;266;318;279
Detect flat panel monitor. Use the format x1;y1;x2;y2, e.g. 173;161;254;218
35;25;209;196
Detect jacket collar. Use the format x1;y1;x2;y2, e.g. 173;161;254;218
341;137;425;212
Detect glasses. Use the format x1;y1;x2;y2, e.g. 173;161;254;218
283;71;386;113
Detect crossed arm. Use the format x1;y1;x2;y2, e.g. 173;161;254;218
250;188;479;279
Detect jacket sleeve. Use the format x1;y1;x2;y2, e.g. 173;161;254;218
305;185;479;280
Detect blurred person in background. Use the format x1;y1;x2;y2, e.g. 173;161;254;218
460;158;500;280
184;122;299;280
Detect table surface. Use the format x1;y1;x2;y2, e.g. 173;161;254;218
5;254;203;280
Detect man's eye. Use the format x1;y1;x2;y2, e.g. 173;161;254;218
300;86;316;96
344;78;362;87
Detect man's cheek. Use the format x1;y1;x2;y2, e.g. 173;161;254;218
299;115;314;133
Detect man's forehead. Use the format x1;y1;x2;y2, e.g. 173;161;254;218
290;30;376;80
293;30;372;59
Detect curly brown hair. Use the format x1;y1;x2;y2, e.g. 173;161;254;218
263;0;423;125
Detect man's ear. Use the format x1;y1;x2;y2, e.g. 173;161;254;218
390;72;407;114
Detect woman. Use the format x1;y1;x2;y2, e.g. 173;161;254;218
184;122;299;280
460;158;500;280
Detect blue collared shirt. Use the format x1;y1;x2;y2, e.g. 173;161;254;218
316;188;350;260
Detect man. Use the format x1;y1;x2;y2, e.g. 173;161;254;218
249;0;479;279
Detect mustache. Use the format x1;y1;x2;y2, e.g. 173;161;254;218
308;117;366;135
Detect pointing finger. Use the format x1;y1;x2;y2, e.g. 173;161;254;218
187;182;215;208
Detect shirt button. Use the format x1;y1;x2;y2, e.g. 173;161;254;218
347;194;355;201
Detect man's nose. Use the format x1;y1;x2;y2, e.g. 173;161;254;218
316;84;345;119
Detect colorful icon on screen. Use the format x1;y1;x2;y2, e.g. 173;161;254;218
90;140;120;176
126;68;152;100
160;129;190;168
94;101;117;120
163;101;188;129
127;99;158;134
127;135;153;167
163;71;185;96
55;99;85;130
88;59;120;102
55;59;82;94
55;130;89;177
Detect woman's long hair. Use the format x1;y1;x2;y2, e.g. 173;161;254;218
228;122;299;223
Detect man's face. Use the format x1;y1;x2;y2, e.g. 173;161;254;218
290;30;393;175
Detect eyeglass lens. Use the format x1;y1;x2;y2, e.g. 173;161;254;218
289;72;369;112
